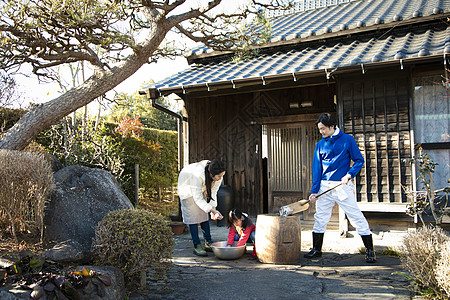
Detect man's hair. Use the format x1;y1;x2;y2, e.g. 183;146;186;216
315;113;337;128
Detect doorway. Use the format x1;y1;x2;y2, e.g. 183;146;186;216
262;121;321;214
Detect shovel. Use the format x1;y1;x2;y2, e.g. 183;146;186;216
279;183;343;216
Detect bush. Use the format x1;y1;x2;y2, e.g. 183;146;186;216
401;226;450;299
0;150;54;241
36;116;178;203
91;209;174;287
0;107;26;132
436;240;450;297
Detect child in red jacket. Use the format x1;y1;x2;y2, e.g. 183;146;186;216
227;208;256;256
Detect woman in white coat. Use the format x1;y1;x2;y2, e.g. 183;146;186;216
178;159;226;256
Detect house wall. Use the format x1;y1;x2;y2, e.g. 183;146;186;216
184;67;436;226
337;69;413;212
184;83;335;216
185;92;262;216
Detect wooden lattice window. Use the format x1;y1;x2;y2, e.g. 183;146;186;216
339;73;412;206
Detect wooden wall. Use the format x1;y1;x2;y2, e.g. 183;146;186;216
185;92;262;215
184;82;336;216
338;69;413;210
185;70;415;216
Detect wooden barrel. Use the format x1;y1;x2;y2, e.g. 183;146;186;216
255;214;301;264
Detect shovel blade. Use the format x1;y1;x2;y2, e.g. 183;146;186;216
281;199;310;216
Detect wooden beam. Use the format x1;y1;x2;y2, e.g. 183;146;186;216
358;203;408;212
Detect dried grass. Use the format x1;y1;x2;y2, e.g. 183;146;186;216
401;226;450;299
436;240;450;297
0;149;54;242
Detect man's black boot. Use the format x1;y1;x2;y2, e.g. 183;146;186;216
361;234;376;263
304;232;324;258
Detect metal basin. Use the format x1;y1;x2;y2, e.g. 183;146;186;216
211;241;246;260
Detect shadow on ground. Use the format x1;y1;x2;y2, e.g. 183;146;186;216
130;223;411;300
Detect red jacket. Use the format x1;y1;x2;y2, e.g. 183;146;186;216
227;221;256;247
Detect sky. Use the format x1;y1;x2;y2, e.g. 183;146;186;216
11;0;254;112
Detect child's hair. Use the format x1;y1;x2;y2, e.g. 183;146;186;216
227;208;250;228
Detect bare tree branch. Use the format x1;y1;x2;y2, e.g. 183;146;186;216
0;0;293;150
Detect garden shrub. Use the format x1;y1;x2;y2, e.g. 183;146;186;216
0;107;26;132
436;240;450;297
91;209;174;287
36;115;178;203
0;150;54;241
141;128;178;192
401;226;450;299
119;127;178;202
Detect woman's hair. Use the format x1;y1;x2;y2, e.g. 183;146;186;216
227;208;249;228
315;113;337;128
204;159;226;203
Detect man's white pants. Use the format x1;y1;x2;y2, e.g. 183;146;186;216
313;180;371;236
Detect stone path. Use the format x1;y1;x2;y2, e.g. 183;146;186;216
130;222;412;300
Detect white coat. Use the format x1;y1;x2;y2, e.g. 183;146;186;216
178;160;223;225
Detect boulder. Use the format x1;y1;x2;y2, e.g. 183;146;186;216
41;239;86;263
43;153;64;173
44;165;134;251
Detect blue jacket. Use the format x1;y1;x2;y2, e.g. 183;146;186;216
311;129;364;194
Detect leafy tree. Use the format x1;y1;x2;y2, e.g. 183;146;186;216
107;91;178;130
0;0;292;150
0;71;19;108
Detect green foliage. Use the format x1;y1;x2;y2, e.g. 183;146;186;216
91;209;174;287
106;92;178;131
2;107;178;205
400;226;450;299
37;117;125;177
231;9;271;63
0;150;54;242
118;127;178;202
0;107;26;132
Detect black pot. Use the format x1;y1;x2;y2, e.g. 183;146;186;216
216;184;234;227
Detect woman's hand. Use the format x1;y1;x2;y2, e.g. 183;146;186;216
210;208;223;220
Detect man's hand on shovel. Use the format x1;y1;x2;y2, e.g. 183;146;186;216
309;193;318;204
279;183;344;216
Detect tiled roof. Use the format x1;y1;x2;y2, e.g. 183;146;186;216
147;27;450;95
144;0;450;96
188;0;450;57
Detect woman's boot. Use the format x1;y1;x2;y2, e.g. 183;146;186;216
304;232;324;258
361;234;376;263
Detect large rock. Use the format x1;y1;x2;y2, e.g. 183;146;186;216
44;165;134;251
41;240;86;263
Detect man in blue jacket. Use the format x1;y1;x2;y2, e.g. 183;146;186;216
305;113;376;263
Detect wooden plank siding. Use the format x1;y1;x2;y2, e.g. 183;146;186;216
338;71;413;210
185;92;263;216
184;82;336;216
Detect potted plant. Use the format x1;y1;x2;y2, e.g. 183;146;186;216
169;221;186;235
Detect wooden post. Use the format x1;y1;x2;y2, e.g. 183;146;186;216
135;164;139;207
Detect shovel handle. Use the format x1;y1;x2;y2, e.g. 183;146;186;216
316;182;343;198
301;183;343;206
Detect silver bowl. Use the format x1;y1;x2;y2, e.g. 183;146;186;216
211;241;246;260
